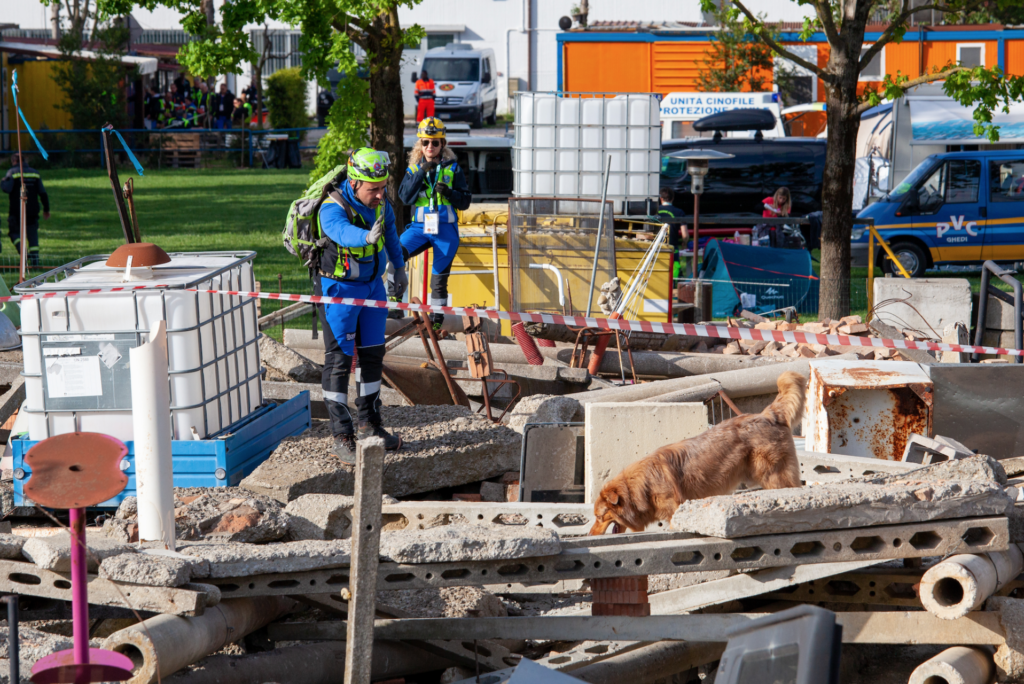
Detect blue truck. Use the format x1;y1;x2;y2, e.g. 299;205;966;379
852;150;1024;277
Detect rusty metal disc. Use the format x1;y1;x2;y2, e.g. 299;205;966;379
24;433;129;509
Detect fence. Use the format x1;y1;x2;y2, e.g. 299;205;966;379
698;276;870;319
0;127;325;169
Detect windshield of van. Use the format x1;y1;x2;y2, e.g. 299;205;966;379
423;58;479;82
887;157;938;200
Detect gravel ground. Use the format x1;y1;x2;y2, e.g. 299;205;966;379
269;405;520;462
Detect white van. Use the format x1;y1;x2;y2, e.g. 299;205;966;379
412;44;498;128
661;92;786;140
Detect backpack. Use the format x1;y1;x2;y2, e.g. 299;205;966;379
283;165;348;271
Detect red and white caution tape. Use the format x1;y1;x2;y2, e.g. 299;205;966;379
6;284;1020;357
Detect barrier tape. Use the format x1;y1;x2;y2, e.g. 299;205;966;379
5;283;1020;357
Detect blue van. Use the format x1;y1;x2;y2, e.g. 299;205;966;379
851;150;1024;277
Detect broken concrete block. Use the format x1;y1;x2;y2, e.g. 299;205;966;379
873;278;971;334
506;394;583;435
116;496;137;520
241;406;522;502
903;433;975;465
585;402;707;503
22;535;135;572
174;490;290;544
179;540;351;577
872;454;1007;487
670;479;1013;538
378;524;560;564
284;494;354;540
259;335;322;383
99;552;197;587
0;533;25;560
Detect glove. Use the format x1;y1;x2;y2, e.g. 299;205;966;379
366;215;385;245
421;160;438;173
436;182;452;199
392;266;409;299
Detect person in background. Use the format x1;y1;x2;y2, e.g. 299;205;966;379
213;83;235;129
232;96;253;128
317;87;336;127
144;85;161;129
193;82;211;127
414;70;436;123
314;148;408;459
763;187;791;219
173;74;192;102
168;82;181;105
394;117;472;331
657;188;689;280
1;155;49;266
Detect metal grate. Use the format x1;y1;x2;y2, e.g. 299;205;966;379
507;197;616;315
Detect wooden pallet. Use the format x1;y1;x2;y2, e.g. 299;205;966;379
162;132;202;168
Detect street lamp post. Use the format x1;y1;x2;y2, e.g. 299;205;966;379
670;149;734;277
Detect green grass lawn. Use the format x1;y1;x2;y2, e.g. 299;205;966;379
2;167;313;340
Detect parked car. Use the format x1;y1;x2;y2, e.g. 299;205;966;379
661;137;826;217
852;150;1024;277
412;44;498;128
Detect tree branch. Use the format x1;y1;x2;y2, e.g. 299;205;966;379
854;65;967;115
730;0;828;79
860;0;988;72
811;0;841;46
331;16;366;49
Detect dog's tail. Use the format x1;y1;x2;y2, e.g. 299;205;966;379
761;371;807;427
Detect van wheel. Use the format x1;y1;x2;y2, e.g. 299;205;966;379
880;242;927;278
486;109;497;126
471;107;483;129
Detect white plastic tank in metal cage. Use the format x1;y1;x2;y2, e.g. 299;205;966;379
16;251;262;442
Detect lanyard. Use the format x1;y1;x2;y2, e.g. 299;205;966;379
424;164;440;211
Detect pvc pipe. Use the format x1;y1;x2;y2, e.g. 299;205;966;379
920;546;1024;620
908;646;994;684
586;155;613;317
103;596;297;684
529;263;565;306
131;320;175;549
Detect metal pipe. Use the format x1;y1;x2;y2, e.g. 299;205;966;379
103;596;298;684
571;641;725;684
69;508;89;667
528;263;565;306
586;155;613;317
5;595;18;684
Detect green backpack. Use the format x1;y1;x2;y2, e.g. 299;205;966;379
283;165;348;271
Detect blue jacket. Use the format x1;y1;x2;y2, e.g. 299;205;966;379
318;181;405;283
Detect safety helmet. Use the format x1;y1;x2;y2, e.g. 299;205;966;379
347;148;391;183
417;117;446;139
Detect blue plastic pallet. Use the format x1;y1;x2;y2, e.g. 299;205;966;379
13;392;311;508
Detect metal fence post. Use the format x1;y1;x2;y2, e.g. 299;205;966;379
344;436;384;684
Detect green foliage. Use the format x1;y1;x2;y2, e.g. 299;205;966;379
51;22;135;135
265;67;310;130
309;71;372;183
697;3;792;99
943;66;1024;141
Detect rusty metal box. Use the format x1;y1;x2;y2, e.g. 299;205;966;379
802;360;932;460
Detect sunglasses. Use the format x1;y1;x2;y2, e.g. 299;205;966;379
423;139;443;148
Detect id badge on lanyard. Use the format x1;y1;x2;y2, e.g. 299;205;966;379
424;210;440;235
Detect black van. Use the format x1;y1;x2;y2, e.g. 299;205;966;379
661;137;827;217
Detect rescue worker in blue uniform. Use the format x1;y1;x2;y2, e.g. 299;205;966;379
315;148;408;460
393;117;471;330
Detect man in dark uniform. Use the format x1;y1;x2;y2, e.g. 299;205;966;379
658;188;689;279
1;155;49;266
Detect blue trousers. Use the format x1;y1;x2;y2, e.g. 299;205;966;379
400;222;460;321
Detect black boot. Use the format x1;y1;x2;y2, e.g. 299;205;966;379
329;433;358;463
357;421;402;451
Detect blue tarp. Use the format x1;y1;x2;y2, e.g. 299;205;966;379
699;240;819;318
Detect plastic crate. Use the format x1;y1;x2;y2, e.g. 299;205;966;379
12;392;311;508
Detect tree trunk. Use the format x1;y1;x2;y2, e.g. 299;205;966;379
51;3;61;40
203;0;216;89
818;46;863;320
367;10;407;228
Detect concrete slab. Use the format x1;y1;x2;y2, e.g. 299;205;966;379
0;533;25;559
99;552;197;587
240;405;521;502
670;479;1013;538
22;535;135;572
259;335;321;383
873;278;972;334
179;540;352;578
585;402;708;503
284;494;355;540
378;524;561;564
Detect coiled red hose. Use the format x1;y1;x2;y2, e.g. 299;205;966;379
512;322;544;366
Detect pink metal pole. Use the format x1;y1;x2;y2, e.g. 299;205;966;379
69;508;90;671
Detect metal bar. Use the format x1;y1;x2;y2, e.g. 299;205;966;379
869;225;912;278
267;611;1008;645
586;155;613;317
868;229;875;313
344;438;385;684
5;595;18;684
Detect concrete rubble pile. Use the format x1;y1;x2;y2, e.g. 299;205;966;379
4;318;1024;684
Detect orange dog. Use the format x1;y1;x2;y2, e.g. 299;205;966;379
589;371;806;535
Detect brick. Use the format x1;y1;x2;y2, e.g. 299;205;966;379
592;576;649;593
592;589;649;604
839;323;869;335
592;603;652;617
453;493;483;502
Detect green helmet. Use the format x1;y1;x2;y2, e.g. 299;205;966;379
347;148;391;182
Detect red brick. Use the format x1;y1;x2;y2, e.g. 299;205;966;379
452;493;483;502
592;589;648;604
592;602;651;617
591;576;649;593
